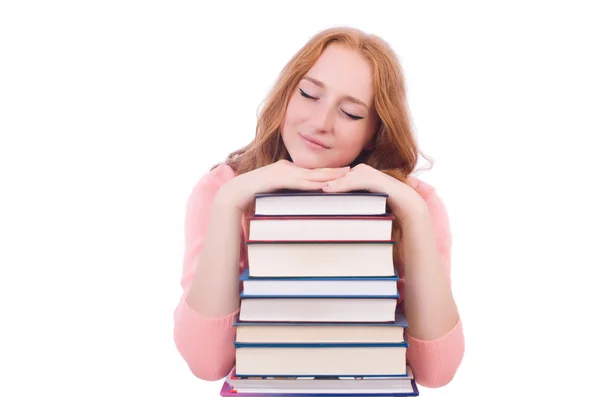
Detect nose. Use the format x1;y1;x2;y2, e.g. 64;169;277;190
310;102;335;134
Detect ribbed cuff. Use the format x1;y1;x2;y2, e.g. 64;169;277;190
173;299;239;381
406;318;464;388
406;316;462;346
180;298;240;330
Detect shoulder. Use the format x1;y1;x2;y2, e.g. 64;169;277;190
406;175;452;251
406;175;436;200
206;163;237;187
197;162;237;188
186;163;237;204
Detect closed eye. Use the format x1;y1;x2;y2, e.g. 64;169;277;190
300;88;364;121
342;110;364;120
299;88;317;100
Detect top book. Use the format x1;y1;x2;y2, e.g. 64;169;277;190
254;191;388;216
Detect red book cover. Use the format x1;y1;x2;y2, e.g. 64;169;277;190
248;214;395;221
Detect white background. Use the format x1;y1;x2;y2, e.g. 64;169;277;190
1;1;599;396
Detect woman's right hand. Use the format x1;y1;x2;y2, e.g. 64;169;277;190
216;160;351;212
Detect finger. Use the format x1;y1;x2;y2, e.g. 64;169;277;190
299;179;331;191
303;166;350;182
321;173;357;193
322;175;352;192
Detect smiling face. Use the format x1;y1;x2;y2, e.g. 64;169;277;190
281;43;379;169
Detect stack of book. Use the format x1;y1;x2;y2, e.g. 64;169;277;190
219;191;419;397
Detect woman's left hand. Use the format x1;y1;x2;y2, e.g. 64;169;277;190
321;163;427;222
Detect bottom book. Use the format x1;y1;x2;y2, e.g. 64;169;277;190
220;366;419;396
219;379;419;396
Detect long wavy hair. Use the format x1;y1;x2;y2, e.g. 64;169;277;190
222;26;433;274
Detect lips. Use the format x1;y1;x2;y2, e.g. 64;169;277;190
300;134;330;149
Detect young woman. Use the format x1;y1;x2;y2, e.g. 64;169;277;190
174;26;464;388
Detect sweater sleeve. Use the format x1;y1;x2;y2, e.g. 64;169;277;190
172;164;242;381
405;188;465;388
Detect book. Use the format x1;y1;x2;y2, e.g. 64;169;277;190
240;267;399;297
238;295;399;323
246;240;395;277
233;342;408;377
254;191;388;216
248;215;394;241
225;365;414;391
234;311;407;344
221;190;419;397
220;378;420;396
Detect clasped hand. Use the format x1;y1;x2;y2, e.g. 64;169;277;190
222;160;426;223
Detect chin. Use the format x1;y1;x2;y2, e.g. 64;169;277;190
286;153;322;169
289;153;348;169
290;157;326;169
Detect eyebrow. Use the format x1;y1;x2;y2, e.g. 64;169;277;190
301;76;369;109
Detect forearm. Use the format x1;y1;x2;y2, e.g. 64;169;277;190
400;204;459;340
185;188;243;318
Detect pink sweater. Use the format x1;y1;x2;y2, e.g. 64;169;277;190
173;164;464;388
